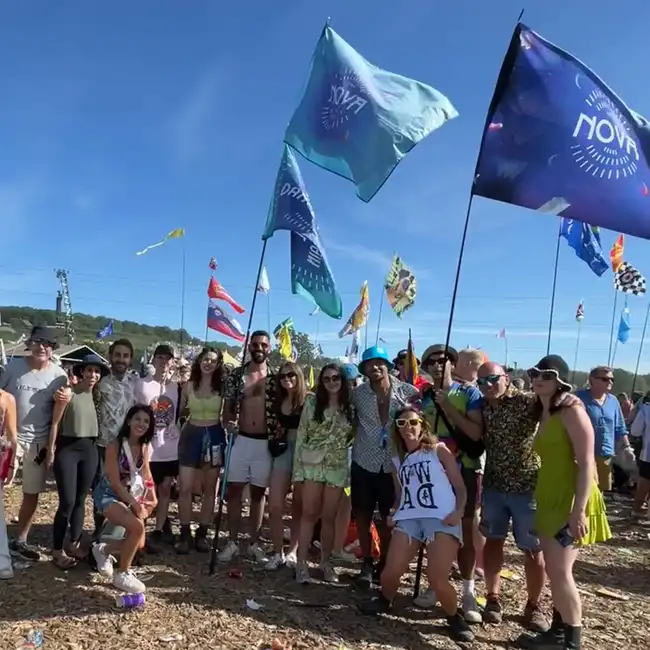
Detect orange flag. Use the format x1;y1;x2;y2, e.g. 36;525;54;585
610;235;624;272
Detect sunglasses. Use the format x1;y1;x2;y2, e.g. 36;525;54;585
594;376;614;384
396;417;421;428
528;368;559;381
31;338;54;348
424;356;447;367
322;375;341;384
279;371;297;381
477;374;505;386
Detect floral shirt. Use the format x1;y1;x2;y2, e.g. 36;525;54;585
294;394;354;470
224;365;277;437
97;372;138;447
482;387;540;493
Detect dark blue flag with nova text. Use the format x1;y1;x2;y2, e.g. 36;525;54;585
473;24;650;240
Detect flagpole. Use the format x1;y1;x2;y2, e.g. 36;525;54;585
364;318;369;350
412;5;526;601
546;221;562;355
571;319;583;384
204;265;214;344
607;287;619;366
267;293;272;339
631;301;650;395
180;243;187;355
504;334;508;368
374;288;385;346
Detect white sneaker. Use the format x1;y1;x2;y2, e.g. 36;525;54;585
331;549;357;563
414;588;438;609
284;551;298;569
218;540;240;563
92;543;114;579
0;566;14;580
247;542;267;563
113;569;146;594
462;592;483;624
266;552;285;570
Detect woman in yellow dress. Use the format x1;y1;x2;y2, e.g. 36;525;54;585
524;355;611;650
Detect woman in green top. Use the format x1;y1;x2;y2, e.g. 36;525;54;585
525;355;611;650
49;354;108;569
293;363;354;585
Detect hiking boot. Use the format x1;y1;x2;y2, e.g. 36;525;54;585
9;540;40;562
162;518;175;545
516;629;564;649
448;612;475;643
194;526;210;553
483;594;502;624
174;526;192;555
354;558;374;590
524;601;550;633
146;530;163;554
359;594;392;616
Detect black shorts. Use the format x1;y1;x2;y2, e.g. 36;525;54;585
150;460;179;486
638;459;650;481
350;461;395;519
462;467;483;519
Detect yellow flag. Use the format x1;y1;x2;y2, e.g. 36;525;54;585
136;228;185;256
308;366;315;389
278;326;293;360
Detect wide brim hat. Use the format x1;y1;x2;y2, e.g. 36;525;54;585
530;354;572;391
358;346;394;374
73;353;110;379
421;344;459;365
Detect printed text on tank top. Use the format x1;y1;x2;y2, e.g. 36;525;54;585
239;370;267;438
393;447;456;522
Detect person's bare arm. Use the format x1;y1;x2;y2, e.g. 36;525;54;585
47;397;69;468
561;405;595;518
1;392;17;449
437;444;467;519
140;444;158;517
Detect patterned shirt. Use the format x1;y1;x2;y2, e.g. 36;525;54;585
352;376;419;473
224;365;277;437
97;372;138;447
482;387;540;493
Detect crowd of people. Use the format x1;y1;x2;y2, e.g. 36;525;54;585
0;324;647;649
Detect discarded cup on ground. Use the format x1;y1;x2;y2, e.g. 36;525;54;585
115;593;145;609
229;568;243;579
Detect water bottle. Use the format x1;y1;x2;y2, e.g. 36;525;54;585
115;593;145;609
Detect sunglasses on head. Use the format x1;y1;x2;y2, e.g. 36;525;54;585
396;417;421;428
528;368;559;381
279;371;297;381
322;374;341;384
477;374;505;386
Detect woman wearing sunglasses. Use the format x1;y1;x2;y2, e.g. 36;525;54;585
360;406;474;643
293;363;354;584
266;361;308;570
524;355;610;650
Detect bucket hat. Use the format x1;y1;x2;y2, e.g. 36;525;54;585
358;346;394;373
73;353;110;379
528;354;572;391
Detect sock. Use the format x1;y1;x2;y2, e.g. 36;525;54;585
463;579;475;597
564;625;581;649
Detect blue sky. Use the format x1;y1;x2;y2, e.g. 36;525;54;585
2;0;650;372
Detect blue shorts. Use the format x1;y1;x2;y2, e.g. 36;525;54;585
93;477;122;514
394;517;463;545
178;423;226;468
479;487;540;552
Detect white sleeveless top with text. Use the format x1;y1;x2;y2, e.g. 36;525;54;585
392;447;456;521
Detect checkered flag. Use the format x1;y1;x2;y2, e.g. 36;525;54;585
614;261;647;295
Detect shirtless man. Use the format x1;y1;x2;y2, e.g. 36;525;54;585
218;331;276;563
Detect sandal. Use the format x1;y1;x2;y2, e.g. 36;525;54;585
52;554;78;570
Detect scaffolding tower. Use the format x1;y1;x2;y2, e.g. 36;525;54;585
55;269;74;345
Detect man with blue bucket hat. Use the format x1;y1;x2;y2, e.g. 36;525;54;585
349;346;419;588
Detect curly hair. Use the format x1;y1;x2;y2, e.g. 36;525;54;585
190;346;225;395
391;405;438;461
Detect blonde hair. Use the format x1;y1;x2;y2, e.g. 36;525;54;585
391;406;438;461
458;348;485;366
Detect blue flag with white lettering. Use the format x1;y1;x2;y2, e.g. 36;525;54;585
473;24;650;239
262;145;342;319
285;25;458;203
560;218;609;276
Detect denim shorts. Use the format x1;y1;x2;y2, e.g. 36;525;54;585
479;487;540;552
394;517;463;545
271;439;296;474
178;423;226;468
93;477;122;514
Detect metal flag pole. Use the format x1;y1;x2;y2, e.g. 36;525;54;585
607;287;619;366
267;292;272;338
631;300;650;395
412;5;526;601
180;243;187;356
374;288;385;346
546;221;562;355
204;264;215;344
571;318;583;384
504;333;509;368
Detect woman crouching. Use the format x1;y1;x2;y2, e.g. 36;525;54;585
91;405;157;594
360;406;474;644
